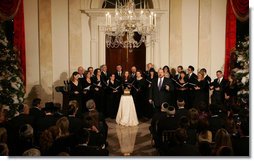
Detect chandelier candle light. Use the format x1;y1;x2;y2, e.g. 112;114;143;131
105;0;157;49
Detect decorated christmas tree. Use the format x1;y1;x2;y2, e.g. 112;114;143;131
0;24;25;116
231;36;249;109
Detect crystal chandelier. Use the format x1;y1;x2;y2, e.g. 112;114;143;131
105;0;156;49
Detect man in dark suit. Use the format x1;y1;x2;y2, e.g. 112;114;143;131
100;64;109;83
143;63;154;79
175;99;188;120
130;66;137;79
200;68;211;105
210;70;227;105
187;65;198;108
114;64;124;83
174;65;183;80
29;98;45;119
149;69;175;109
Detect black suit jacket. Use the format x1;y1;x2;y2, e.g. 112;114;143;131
114;71;124;83
187;73;198;90
30;107;45;119
68;116;84;134
149;77;174;107
211;78;227;92
101;71;109;83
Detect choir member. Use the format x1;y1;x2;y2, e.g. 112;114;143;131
187;65;198;108
69;72;82;106
193;71;207;108
87;67;94;78
145;68;158;118
81;71;93;113
144;63;154;79
170;68;177;79
91;68;105;115
175;71;189;108
106;74;121;118
163;65;171;78
224;73;238;109
210;70;228;105
149;69;175;110
77;66;85;79
130;66;137;79
122;71;133;90
100;64;109;83
200;68;211;106
115;65;124;83
146;68;157;88
131;70;147;118
175;65;183;80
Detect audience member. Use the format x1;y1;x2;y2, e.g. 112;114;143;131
22;148;41;156
213;128;232;155
0;143;9;156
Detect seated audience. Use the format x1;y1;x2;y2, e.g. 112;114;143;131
67;100;83;134
165;128;200;156
16;124;37;156
232;118;249;156
71;128;109;156
197;119;212;143
149;102;170;147
30;98;45;118
175;99;188;120
216;146;233;156
56;117;70;137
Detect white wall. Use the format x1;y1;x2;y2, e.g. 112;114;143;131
51;0;69;104
23;0;40;100
181;0;199;73
211;0;227;79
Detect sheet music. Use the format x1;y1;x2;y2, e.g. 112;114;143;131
146;79;152;84
83;85;91;90
188;82;196;86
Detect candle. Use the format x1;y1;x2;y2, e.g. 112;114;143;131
151;12;153;26
109;14;111;26
115;1;117;13
149;15;152;26
154;14;156;26
105;13;108;26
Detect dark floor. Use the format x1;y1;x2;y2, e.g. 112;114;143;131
106;118;158;156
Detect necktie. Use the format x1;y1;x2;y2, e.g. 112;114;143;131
158;78;163;90
218;78;221;84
